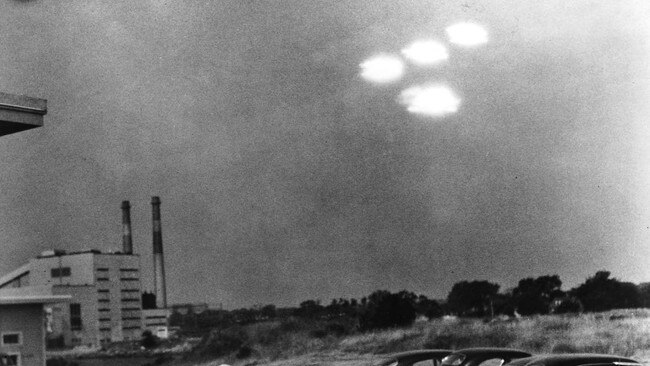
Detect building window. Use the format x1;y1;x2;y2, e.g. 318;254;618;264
2;353;20;366
146;322;166;326
1;332;22;346
51;267;71;278
70;303;82;330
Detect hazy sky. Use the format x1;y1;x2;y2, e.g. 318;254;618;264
1;1;650;309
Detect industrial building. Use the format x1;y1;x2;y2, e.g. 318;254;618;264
0;286;70;366
0;92;171;348
0;250;143;346
0;91;55;366
0;197;171;348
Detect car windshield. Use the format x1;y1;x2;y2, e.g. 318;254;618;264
443;354;467;366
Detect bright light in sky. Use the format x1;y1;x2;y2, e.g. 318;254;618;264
446;22;488;46
401;40;449;65
359;55;405;83
399;85;461;117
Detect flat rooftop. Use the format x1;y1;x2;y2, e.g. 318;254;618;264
0;295;71;305
0;92;47;136
37;249;139;258
0;286;70;305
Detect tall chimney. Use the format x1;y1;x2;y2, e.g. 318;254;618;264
151;196;167;309
121;201;133;254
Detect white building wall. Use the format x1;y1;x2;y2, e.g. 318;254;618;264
94;254;143;342
0;304;46;366
50;285;98;347
1;252;145;347
29;253;94;286
142;309;170;339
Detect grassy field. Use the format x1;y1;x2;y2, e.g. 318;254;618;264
187;309;650;366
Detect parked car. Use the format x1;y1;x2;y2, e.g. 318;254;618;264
441;348;533;366
376;349;453;366
503;354;641;366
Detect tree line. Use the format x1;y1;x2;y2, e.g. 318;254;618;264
447;271;644;317
169;270;650;333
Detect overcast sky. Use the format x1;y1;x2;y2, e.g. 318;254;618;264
1;1;650;309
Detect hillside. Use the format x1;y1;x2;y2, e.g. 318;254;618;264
186;309;650;366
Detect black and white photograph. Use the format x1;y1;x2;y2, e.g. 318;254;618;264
1;1;650;366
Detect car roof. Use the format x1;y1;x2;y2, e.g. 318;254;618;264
505;357;539;366
504;354;640;366
387;349;453;358
450;348;533;357
376;349;453;366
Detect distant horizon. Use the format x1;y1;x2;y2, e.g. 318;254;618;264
2;223;648;310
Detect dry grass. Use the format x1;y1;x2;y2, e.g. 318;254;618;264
190;309;650;366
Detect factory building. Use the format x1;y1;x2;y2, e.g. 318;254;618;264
0;286;70;366
0;250;143;346
0;197;171;348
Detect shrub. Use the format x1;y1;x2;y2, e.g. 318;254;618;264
447;281;500;317
551;342;579;353
480;324;517;347
141;330;159;349
195;326;249;357
253;323;283;346
424;333;472;349
540;317;572;332
552;297;583;314
236;345;254;359
360;290;417;330
310;329;328;339
279;317;305;332
326;320;353;336
518;336;549;352
46;358;78;366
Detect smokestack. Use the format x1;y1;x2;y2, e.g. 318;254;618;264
151;196;167;309
121;201;133;254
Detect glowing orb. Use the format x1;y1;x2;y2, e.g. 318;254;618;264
359;54;405;83
399;85;461;117
401;40;449;65
446;22;488;46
